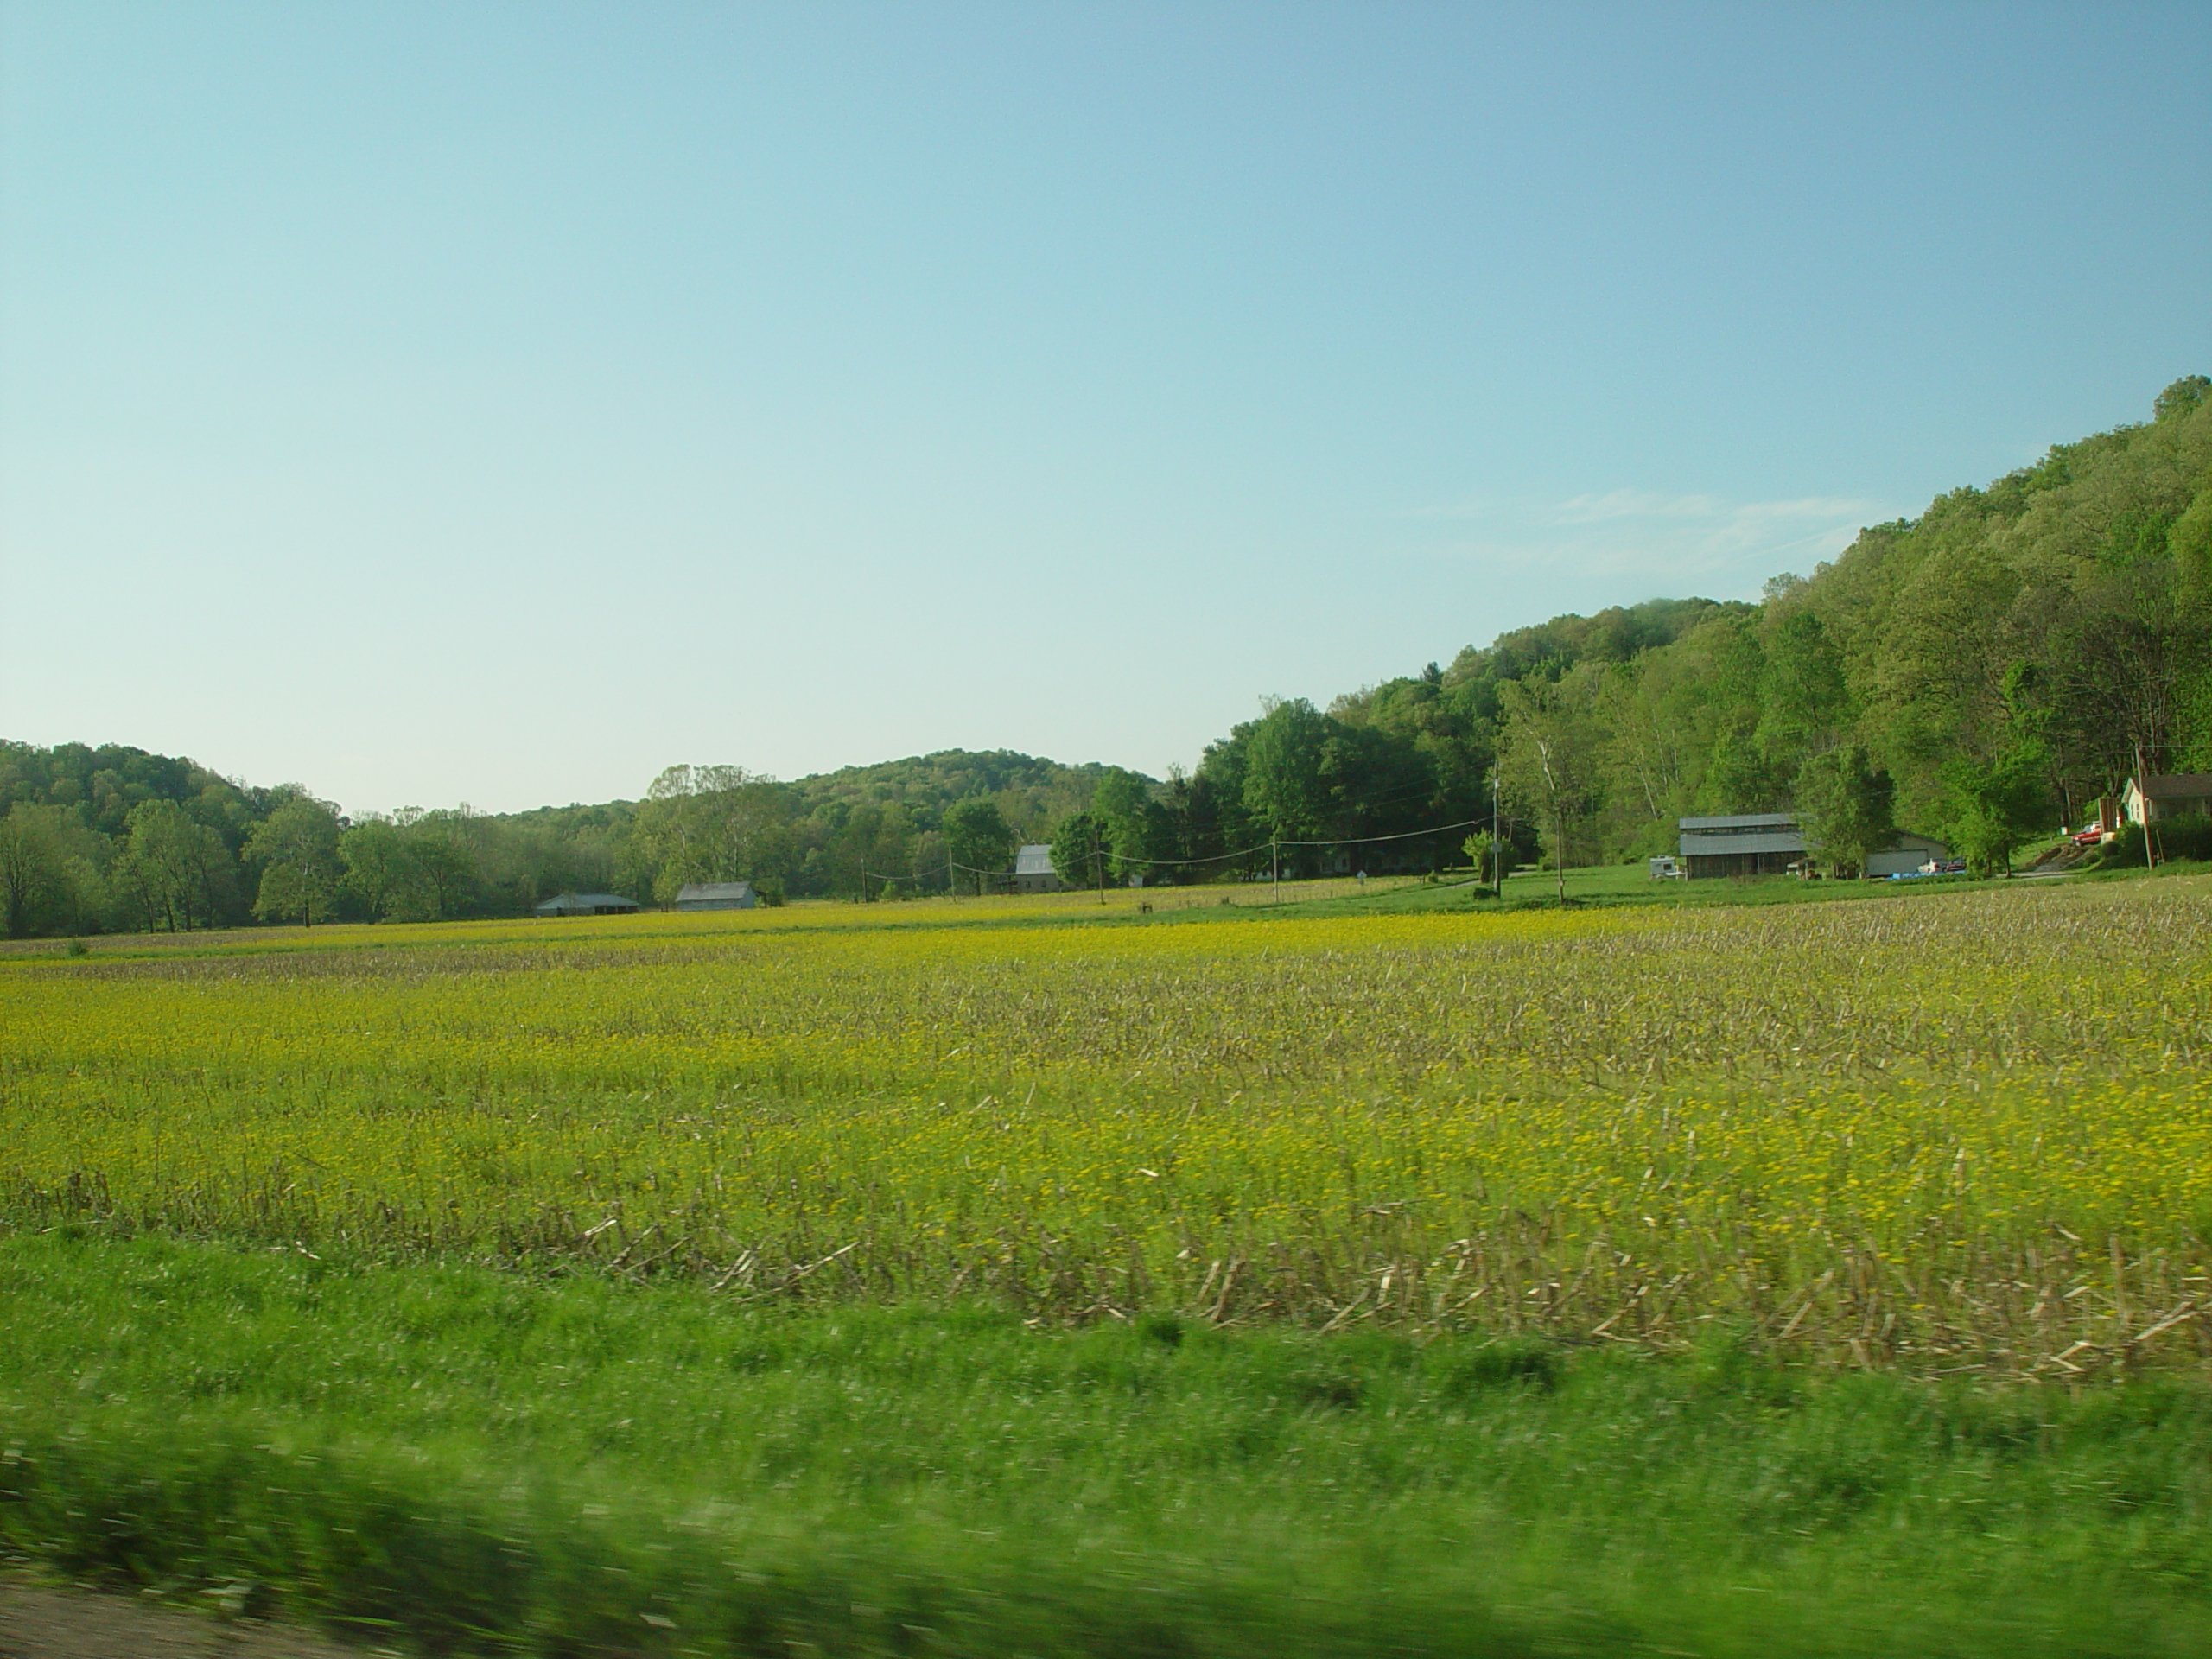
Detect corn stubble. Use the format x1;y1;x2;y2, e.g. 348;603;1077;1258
3;877;2208;1375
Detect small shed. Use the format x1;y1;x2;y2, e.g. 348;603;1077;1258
535;892;642;918
1013;845;1064;894
2124;774;2212;826
676;880;757;912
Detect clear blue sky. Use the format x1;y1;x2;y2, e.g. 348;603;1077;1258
4;2;2207;814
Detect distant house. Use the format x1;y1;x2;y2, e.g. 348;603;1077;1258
676;880;757;912
1678;814;1950;880
1013;845;1064;894
2123;774;2212;826
534;891;641;917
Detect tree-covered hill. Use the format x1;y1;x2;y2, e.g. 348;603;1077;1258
0;741;276;844
1176;375;2212;878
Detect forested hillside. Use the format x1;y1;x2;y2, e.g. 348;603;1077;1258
4;378;2207;934
1175;374;2212;879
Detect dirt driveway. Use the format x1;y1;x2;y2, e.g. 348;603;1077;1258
0;1578;384;1659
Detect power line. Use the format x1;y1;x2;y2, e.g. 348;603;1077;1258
1103;839;1272;868
1277;817;1484;848
856;808;1492;893
1103;813;1486;865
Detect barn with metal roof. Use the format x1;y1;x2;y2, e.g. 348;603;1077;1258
534;891;642;917
676;880;757;911
1677;813;1804;878
1679;814;1951;879
1013;845;1065;894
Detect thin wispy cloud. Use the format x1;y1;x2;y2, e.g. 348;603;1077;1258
1548;490;1872;527
1548;490;1730;524
1400;488;1895;597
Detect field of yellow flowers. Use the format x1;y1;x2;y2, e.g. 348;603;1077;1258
4;876;2209;1373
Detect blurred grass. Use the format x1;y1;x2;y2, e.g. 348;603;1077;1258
4;1231;2210;1657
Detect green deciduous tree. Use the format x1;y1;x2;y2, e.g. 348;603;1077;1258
1497;671;1606;905
115;799;237;932
1241;697;1332;844
632;765;797;902
1942;747;2049;878
817;802;914;899
245;797;344;925
1460;829;1498;886
339;817;412;919
0;807;75;937
1090;769;1174;880
1793;745;1895;878
942;798;1015;893
410;810;483;919
1050;810;1110;894
1755;611;1853;765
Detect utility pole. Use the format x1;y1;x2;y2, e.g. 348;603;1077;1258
1092;822;1106;906
2133;741;2158;872
1271;836;1280;906
1491;771;1503;900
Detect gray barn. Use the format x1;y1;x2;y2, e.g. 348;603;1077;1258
1013;845;1065;894
1678;814;1952;879
534;891;642;917
676;881;757;912
1678;813;1805;878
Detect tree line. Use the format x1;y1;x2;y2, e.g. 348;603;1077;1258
0;744;1120;935
4;377;2206;936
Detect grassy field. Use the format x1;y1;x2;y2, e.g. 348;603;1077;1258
4;1231;2210;1658
5;874;2209;1369
3;875;2210;1653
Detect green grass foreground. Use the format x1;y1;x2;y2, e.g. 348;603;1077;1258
3;1234;2209;1657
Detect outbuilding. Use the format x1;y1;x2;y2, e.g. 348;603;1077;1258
675;881;757;912
1678;815;1953;880
1865;831;1952;879
1013;845;1064;894
1678;813;1804;878
534;892;642;917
